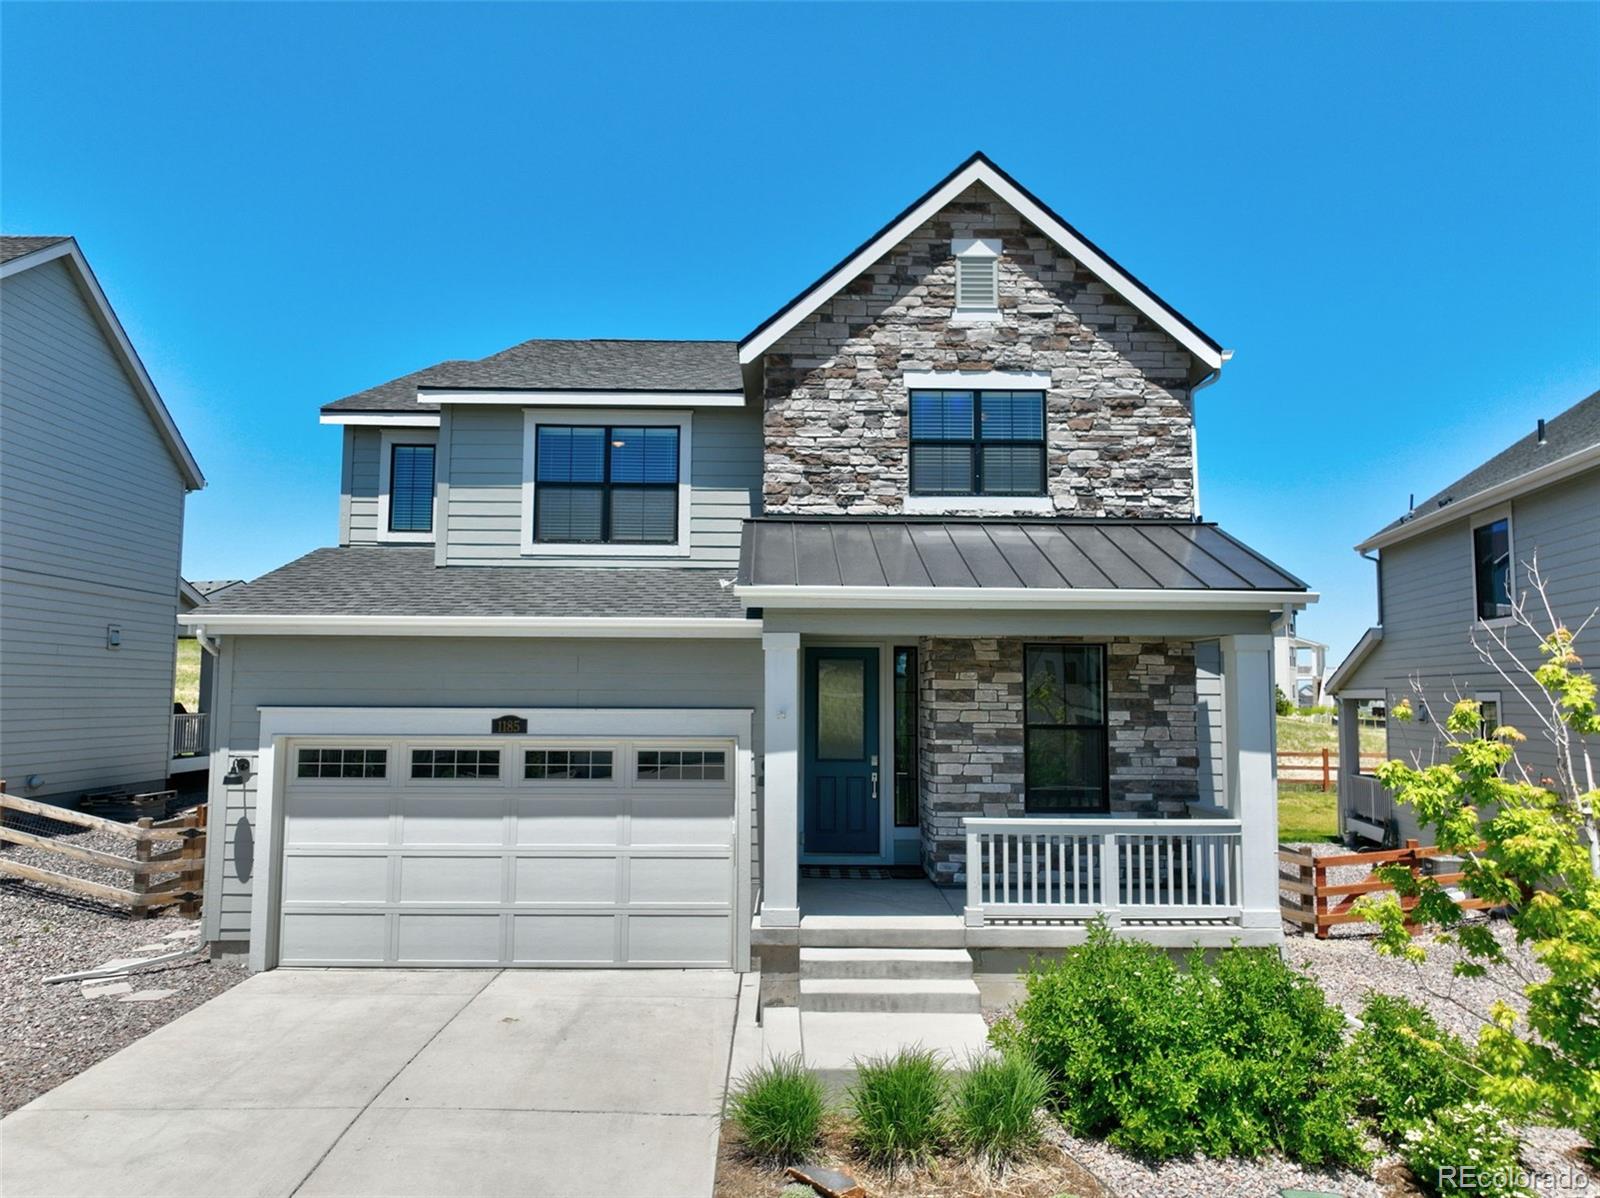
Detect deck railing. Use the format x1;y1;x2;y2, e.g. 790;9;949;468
171;712;209;757
963;817;1244;927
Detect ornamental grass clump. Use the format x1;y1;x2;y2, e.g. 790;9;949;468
1004;921;1367;1166
950;1049;1050;1165
727;1055;826;1161
849;1046;949;1166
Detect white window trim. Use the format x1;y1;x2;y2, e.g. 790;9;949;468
904;369;1051;506
1469;503;1516;629
519;409;693;557
903;495;1056;515
903;369;1052;390
952;237;1001;321
376;428;438;544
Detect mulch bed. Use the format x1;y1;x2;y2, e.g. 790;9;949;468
714;1119;1110;1198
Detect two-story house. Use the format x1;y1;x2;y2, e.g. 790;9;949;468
0;236;206;807
184;155;1313;995
1328;388;1600;845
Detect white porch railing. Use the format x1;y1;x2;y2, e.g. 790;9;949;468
963;817;1243;927
172;712;209;757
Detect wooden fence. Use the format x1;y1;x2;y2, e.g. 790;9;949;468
1279;839;1493;938
0;788;206;917
1277;750;1387;791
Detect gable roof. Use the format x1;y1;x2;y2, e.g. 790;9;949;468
322;339;741;414
1326;626;1383;695
1357;388;1600;552
738;151;1226;371
0;236;205;490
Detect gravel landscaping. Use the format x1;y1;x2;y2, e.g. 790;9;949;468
1;823;249;1116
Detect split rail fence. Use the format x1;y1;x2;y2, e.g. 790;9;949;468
1276;750;1386;791
1279;839;1493;938
0;786;207;917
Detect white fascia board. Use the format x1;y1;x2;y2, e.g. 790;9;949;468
424;390;746;408
733;585;1317;612
1355;444;1600;553
1325;626;1383;695
319;412;441;427
2;239;206;490
738;160;1225;371
179;613;762;638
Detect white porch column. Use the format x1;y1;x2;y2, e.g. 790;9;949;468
760;632;802;928
1221;633;1279;930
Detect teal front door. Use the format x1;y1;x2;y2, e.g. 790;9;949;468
804;647;880;856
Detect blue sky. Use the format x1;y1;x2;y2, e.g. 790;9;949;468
3;2;1596;662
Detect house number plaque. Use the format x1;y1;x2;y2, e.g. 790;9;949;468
490;715;528;734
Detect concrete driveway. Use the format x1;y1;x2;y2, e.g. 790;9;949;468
0;968;741;1198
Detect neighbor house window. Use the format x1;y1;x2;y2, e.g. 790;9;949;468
1473;517;1512;620
534;425;678;544
410;748;501;779
909;390;1046;496
388;444;435;533
1475;692;1501;740
524;749;613;780
1023;644;1108;812
893;646;919;827
636;749;725;781
297;748;387;779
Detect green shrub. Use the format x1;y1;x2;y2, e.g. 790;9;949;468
1402;1102;1529;1197
1007;922;1367;1165
727;1055;826;1161
950;1050;1050;1163
849;1046;948;1165
1342;992;1477;1142
1276;685;1294;716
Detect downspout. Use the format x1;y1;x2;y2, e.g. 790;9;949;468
1188;350;1232;520
192;623;221;658
1359;549;1383;626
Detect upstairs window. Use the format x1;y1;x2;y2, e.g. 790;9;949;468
1473;516;1512;620
909;390;1046;496
388;444;435;533
953;238;1000;317
534;425;679;544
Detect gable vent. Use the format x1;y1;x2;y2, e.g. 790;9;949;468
956;257;998;310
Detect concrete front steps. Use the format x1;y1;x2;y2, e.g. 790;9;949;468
774;946;991;1089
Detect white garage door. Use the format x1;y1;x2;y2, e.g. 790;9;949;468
276;736;735;968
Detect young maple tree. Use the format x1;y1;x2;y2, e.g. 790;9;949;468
1356;558;1600;1143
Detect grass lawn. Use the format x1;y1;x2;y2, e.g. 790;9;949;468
174;637;201;710
1279;783;1339;843
1275;714;1386;755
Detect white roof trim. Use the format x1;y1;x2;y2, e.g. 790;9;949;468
738;158;1225;371
1;239;205;490
423;390;746;408
1356;442;1600;552
179;613;761;638
1326;626;1383;695
320;412;441;428
734;585;1315;612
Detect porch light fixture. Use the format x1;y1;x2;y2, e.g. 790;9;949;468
222;757;251;786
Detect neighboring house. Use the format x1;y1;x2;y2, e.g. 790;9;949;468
0;236;205;801
1272;626;1329;709
1328;388;1600;846
182;153;1313;985
174;580;244;769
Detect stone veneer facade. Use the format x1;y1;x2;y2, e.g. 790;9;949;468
917;637;1199;884
762;182;1198;516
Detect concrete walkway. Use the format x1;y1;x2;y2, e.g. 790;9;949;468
0;968;741;1198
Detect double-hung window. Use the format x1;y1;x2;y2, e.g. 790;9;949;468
534;425;679;544
1472;516;1512;621
909;390;1046;496
387;443;435;534
1023;644;1108;813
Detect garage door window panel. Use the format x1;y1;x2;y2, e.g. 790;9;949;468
525;749;614;780
636;749;727;782
410;748;502;780
297;748;388;779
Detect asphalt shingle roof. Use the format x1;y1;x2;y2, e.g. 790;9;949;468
1372;388;1600;537
323;340;742;413
203;547;745;618
738;518;1308;591
0;236;70;265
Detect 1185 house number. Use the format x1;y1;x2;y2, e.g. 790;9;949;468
490;715;527;734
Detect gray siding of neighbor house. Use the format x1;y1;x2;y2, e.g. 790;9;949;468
203;634;764;946
1337;467;1600;841
0;259;186;801
433;404;761;568
342;427;382;544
